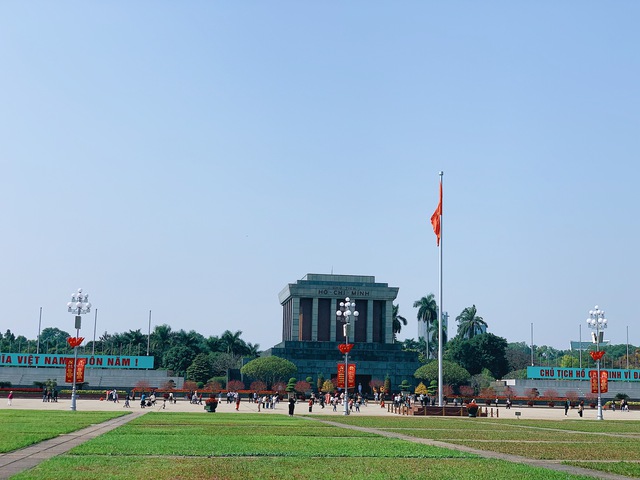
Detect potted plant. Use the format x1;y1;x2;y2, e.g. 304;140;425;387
467;400;479;418
205;396;218;413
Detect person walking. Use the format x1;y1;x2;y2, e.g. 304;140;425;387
7;391;13;406
578;400;584;418
564;398;570;416
288;396;296;416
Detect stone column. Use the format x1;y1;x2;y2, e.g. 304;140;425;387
330;298;337;341
311;297;319;341
291;297;301;341
366;299;374;343
385;301;394;344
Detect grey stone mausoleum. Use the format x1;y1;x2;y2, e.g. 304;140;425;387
260;274;420;393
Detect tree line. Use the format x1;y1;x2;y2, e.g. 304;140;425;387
2;293;639;395
0;325;259;380
394;293;640;395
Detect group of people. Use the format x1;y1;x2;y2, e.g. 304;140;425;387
42;387;58;402
251;393;279;411
139;392;156;408
104;389;119;403
320;392;365;412
610;399;630;411
188;391;203;404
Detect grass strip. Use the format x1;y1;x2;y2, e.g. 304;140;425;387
70;432;468;458
449;439;640;461
0;410;128;453
565;461;640;478
11;455;597;480
384;427;640;443
104;424;372;437
132;412;304;426
322;415;640;434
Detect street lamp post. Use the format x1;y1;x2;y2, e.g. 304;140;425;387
587;305;607;421
336;297;358;416
67;288;92;411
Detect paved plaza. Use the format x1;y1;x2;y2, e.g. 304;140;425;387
2;395;639;420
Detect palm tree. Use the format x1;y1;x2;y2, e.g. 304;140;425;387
455;305;487;339
426;315;448;358
220;330;245;355
151;324;172;352
123;329;145;349
413;294;438;358
392;304;408;342
401;338;420;351
206;335;222;353
245;342;260;357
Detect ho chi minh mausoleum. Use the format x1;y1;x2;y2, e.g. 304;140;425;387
260;274;420;392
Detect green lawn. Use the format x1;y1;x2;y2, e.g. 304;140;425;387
68;414;466;458
8;412;607;480
11;456;597;480
0;410;128;453
325;415;640;476
566;461;640;478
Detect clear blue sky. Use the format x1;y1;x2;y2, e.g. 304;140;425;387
1;2;638;352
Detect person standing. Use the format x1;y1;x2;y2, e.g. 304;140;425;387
578;400;584;418
7;391;13;406
288;396;296;416
235;392;241;411
564;398;570;416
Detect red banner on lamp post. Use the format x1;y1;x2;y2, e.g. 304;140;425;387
336;364;356;389
600;370;608;393
347;364;356;388
65;358;87;383
589;370;609;394
65;358;74;383
589;370;598;393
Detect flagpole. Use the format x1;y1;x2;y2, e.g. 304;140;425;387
438;171;444;407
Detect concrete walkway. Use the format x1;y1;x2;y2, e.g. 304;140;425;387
0;410;145;480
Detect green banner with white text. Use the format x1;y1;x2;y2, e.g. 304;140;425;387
0;353;154;369
527;366;640;382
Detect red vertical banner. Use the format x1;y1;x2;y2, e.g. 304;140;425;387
600;370;608;393
347;364;356;389
76;358;87;383
65;358;88;383
65;358;75;383
337;364;345;389
589;370;608;394
589;370;598;393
